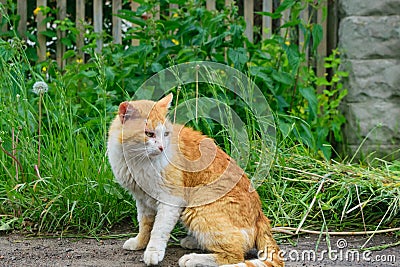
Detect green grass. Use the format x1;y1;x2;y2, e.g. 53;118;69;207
0;37;399;238
262;146;400;232
0;38;134;234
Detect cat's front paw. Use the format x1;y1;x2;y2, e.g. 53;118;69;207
143;246;165;265
123;237;146;251
179;253;218;267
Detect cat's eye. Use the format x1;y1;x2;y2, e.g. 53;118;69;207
164;132;170;137
145;131;155;138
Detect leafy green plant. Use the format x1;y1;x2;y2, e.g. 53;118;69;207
312;49;348;158
248;0;349;159
278;49;348;160
2;0;348;160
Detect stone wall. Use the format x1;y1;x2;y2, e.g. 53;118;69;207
339;0;400;159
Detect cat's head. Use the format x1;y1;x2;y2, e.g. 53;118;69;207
114;93;173;158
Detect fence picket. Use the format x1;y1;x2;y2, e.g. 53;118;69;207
17;0;27;39
76;0;85;60
36;0;47;62
299;4;309;66
4;0;335;73
154;3;160;20
56;0;66;68
94;0;103;53
280;0;290;38
112;0;122;44
169;3;178;16
224;0;233;62
206;0;216;11
225;0;233;5
262;0;272;40
244;0;254;42
130;0;139;46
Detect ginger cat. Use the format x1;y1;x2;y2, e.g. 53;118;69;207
107;94;283;267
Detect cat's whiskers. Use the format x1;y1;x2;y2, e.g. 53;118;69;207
125;150;148;160
124;149;154;165
122;145;146;152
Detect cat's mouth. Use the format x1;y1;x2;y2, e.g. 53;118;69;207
145;147;164;157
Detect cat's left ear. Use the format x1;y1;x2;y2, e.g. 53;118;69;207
157;93;173;109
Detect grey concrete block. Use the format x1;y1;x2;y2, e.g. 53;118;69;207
339;16;400;59
340;0;400;17
342;59;400;102
343;100;400;145
339;0;400;159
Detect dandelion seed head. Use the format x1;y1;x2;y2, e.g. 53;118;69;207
32;81;48;95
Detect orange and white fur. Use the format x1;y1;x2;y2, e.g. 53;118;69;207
107;94;283;267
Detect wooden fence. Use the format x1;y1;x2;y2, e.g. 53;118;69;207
0;0;338;76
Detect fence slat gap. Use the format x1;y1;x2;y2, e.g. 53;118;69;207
112;0;122;44
56;0;66;69
94;0;103;53
36;0;47;62
244;0;254;42
76;0;85;61
262;0;273;40
327;0;339;54
317;1;328;93
17;0;27;39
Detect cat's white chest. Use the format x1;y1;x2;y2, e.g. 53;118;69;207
107;130;185;208
108;137;169;197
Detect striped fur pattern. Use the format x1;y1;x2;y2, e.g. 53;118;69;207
107;94;284;267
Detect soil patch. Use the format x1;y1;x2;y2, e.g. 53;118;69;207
0;233;398;266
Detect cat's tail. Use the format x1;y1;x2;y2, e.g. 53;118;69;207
221;214;284;267
246;213;284;267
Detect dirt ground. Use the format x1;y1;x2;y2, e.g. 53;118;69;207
0;232;398;267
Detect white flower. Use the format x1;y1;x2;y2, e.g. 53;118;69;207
32;81;48;95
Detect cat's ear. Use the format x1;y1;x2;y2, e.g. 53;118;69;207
157;93;173;109
119;101;140;123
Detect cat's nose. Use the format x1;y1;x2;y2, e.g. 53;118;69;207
158;146;164;152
